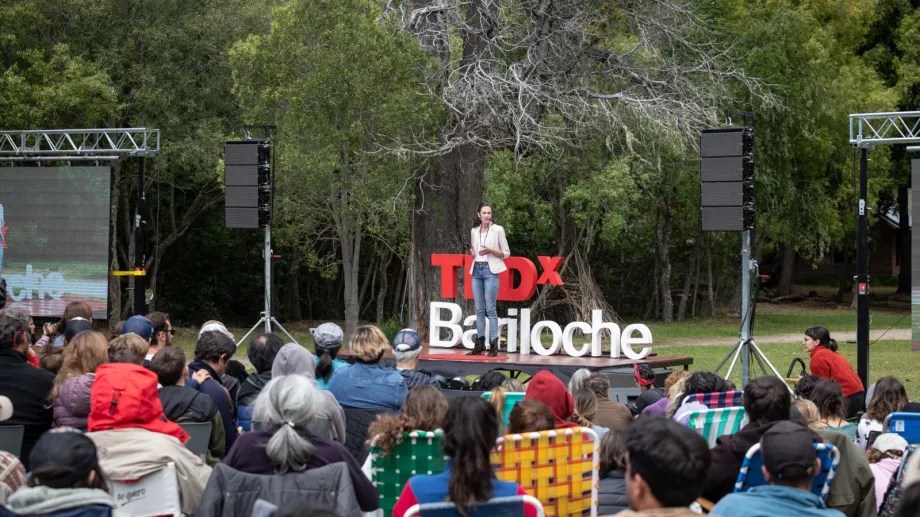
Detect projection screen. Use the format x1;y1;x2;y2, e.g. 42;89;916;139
0;166;111;319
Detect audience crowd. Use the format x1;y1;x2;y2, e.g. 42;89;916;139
2;304;920;517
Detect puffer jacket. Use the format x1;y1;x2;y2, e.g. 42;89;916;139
52;373;95;430
597;470;629;515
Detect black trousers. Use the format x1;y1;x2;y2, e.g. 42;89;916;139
845;391;866;419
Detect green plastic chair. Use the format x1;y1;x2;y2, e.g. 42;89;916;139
370;430;446;517
482;391;526;430
686;406;747;448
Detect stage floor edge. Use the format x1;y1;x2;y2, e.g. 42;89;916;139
341;344;693;383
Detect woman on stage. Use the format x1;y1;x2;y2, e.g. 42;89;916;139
803;326;865;418
468;202;510;356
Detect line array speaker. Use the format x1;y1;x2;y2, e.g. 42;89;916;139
700;128;754;232
224;141;271;228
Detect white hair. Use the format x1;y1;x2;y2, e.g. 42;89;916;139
568;368;593;393
394;348;421;365
254;374;320;473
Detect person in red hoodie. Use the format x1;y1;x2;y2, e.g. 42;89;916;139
85;362;211;515
523;370;579;429
803;326;865;418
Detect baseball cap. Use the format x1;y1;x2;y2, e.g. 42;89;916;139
199;320;235;340
29;429;99;488
311;323;343;350
872;433;908;454
0;396;12;422
760;421;817;481
391;328;422;352
64;317;94;342
123;315;154;341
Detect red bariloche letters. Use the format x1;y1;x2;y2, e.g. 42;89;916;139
430;254;564;302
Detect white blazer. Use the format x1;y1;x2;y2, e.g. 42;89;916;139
469;223;511;274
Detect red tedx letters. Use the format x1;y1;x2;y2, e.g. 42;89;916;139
430;254;565;302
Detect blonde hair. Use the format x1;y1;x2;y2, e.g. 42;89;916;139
666;375;691;418
349;325;389;362
49;331;108;402
107;333;149;364
793;398;821;430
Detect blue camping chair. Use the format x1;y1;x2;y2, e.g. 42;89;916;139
404;495;545;517
884;412;920;444
733;442;839;501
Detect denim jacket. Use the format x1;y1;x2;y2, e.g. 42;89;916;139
328;363;407;410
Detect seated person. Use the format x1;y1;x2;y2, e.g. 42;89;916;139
642;370;691;417
0;396;27;506
4;429;120;515
585;373;633;430
703;375;791;503
86;362;211;515
618;416;711;516
857;376;908;450
673;371;735;423
268;343;345;442
221;375;378;513
188;330;238;452
868;433;908;511
311;322;347;390
391;328;441;389
711;421;843;517
568;388;609;437
506;400;555;434
524;370;578;429
628;363;664;415
328;325;407;410
106;333;148;365
0;308;54;469
597;429;629;515
367;385;447;458
150;346;227;463
811;379;857;442
237;332;284;432
50;330;108;430
393;397;537;517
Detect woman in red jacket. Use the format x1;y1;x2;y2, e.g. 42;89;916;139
803;326;865;418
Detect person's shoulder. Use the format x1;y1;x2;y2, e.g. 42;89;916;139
492;223;506;233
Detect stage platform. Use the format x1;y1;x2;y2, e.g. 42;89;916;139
341;344;693;384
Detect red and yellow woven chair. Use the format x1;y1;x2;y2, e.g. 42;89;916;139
491;427;599;517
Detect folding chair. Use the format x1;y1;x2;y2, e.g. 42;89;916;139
178;421;212;460
733;442;839;501
685;406;746;448
492;427;599;517
482;391;526;430
0;426;24;458
404;495;545;517
681;390;744;409
884;412;920;444
370;430;446;517
109;462;182;517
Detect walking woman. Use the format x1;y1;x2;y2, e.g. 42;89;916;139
803;326;865;418
468;202;510;356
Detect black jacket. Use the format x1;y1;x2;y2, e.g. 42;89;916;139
397;368;441;390
159;385;218;423
236;372;271;407
0;349;54;468
597;471;629;515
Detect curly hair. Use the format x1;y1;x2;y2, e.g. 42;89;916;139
866;376;908;422
367;385;447;457
0;309;30;351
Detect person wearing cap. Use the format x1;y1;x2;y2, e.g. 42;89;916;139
0;308;54;469
236;332;284;432
703;375;792;503
711;421;843;517
122;315;154;363
867;433;908;511
615;416;710;517
62;317;93;346
392;328;441;390
86;362;211;515
145;311;173;363
312;322;347;390
628;363;664;416
5;428;126;516
0;395;27;506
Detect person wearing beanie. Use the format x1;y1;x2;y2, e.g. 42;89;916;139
311;322;347;390
86;362;211;515
711;421;842;517
868;433;909;511
5;428;126;516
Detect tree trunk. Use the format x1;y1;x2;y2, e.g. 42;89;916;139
283;253;303;321
706;233;716;315
654;209;673;323
340;205;363;337
778;243;796;296
376;249;391;326
108;164;123;328
677;242;699;322
897;183;910;294
408;144;485;335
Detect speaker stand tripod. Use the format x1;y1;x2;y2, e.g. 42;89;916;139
236;224;298;347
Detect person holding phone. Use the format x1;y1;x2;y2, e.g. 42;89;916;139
467;202;510;356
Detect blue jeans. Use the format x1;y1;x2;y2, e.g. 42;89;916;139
472;262;499;341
